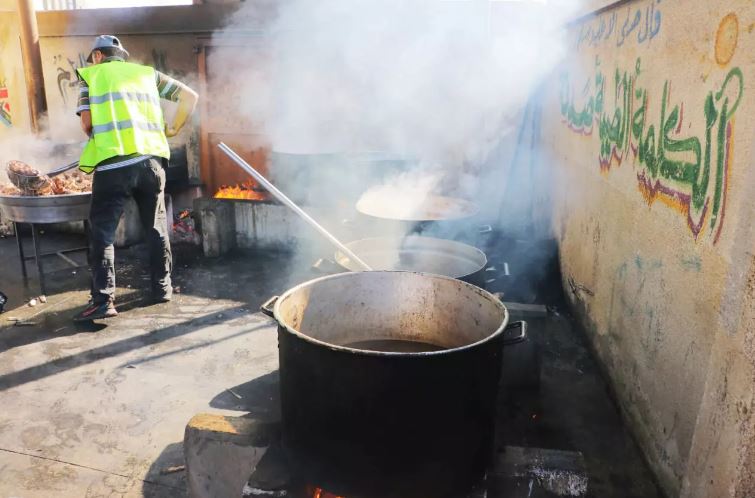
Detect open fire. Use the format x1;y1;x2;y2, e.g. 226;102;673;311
214;180;270;201
306;486;344;498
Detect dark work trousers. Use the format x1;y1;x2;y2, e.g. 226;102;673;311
89;157;172;304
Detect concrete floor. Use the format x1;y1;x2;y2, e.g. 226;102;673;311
0;231;299;498
0;229;663;498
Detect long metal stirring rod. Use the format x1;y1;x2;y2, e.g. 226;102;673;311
218;142;373;271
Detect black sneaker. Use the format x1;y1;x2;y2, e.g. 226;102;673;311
73;301;118;322
152;289;172;303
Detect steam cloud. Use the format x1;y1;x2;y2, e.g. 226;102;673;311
219;0;581;171
209;0;585;283
0;113;84;183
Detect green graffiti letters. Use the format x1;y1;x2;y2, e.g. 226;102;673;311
559;57;743;243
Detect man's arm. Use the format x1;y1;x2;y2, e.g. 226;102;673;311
76;79;92;136
156;71;198;138
165;83;198;138
80;110;93;136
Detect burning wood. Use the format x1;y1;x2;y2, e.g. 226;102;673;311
306;486;344;498
214;180;269;201
172;209;198;244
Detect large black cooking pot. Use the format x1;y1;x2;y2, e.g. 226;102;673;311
333;235;489;287
261;271;525;497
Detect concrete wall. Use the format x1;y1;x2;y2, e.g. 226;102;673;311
0;3;274;186
0;4;247;180
39;33;201;148
543;0;755;496
0;10;31;135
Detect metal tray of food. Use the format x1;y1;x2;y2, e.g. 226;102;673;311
0;192;91;223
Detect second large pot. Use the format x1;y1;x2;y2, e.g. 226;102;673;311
334;235;488;287
263;271;524;497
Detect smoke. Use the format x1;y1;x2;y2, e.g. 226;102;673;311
220;0;579;162
212;0;583;281
356;168;443;219
0;116;83;183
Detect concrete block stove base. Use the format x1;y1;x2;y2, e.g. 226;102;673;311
185;413;279;498
195;198;310;257
184;413;588;498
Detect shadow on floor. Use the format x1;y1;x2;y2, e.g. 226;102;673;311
142;441;187;498
1;230;320;327
210;370;281;422
0;320;89;354
0;303;256;392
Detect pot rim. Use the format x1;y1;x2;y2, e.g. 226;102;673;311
0;192;91;204
272;270;510;357
335;236;488;278
355;194;479;222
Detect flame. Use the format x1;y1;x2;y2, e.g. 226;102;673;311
306;486;344;498
214;180;269;201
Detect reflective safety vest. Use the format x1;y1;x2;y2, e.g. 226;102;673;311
77;61;170;173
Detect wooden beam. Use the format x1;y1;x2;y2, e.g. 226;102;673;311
16;0;47;135
36;3;276;37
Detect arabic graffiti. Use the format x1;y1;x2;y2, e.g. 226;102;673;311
53;53;87;108
578;0;662;49
559;57;743;243
0;76;10;127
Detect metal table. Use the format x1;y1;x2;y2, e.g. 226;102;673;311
0;193;91;295
13;221;90;296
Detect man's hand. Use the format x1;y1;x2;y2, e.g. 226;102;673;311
164;85;198;138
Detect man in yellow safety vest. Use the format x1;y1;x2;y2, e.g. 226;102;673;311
73;35;198;322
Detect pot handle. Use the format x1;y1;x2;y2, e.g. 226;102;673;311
260;295;279;318
484;261;510;287
503;320;527;346
484;265;498;287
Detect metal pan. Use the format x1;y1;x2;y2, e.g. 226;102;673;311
356;192;478;222
0;192;91;223
334;235;488;287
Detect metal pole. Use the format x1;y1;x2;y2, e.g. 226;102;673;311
17;0;48;135
14;222;28;279
31;223;46;296
217;142;373;271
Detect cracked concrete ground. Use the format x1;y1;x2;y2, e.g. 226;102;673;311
0;230;663;497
